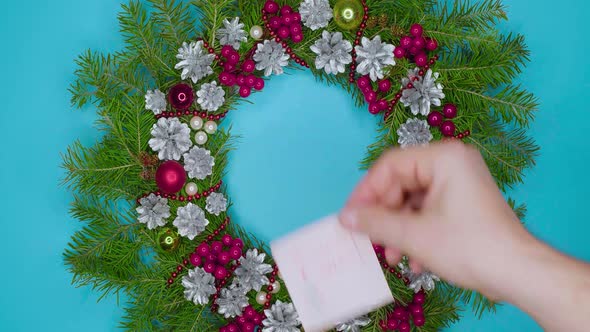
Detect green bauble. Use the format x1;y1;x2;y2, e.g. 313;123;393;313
333;0;364;30
158;227;180;252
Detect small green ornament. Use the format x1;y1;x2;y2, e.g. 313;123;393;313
158;227;180;252
333;0;364;31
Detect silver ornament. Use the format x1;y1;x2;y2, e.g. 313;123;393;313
175;40;215;83
234;248;273;293
216;285;249;318
253;40;290;77
355;35;396;81
145;89;167;115
310;31;353;75
397;118;433;149
262;300;301;332
401;68;445;116
250;25;264;40
205;192;227;216
173;202;209;240
398;262;440;293
196;81;225;112
136;193;171;230
299;0;333;31
217;17;248;50
182;267;216;305
182;146;214;180
335;315;371;332
148;117;192;161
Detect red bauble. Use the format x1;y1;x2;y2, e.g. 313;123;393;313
280;5;293;16
442;103;458;118
214;266;228;280
218;251;231;265
394;47;406;59
410;23;424;37
408;46;419;55
244;305;256;319
357;76;371;90
398;321;411;332
224;62;236;72
415;52;429;67
155;161;186;194
219;72;236;86
229;246;243;260
221;234;233;246
378;79;392;92
393;306;408;320
290;24;302;36
221;45;234;58
400;36;413;49
377;100;389;111
281;14;293;26
427;111;443;127
413;36;426;49
226;323;239;332
409;303;424;316
413;291;426;305
197;243;210;257
292;33;303;43
227;51;241;64
441;120;456;137
236;75;247;87
413;315;425;327
232;238;244;248
291;12;302;24
239;86;252;98
277;26;290;39
269;16;282;30
204;262;216;274
426;38;438;51
241;322;255;332
211;241;223;253
264;0;279;14
167;83;194;110
386;319;399;330
189;252;202;267
246;75;257;88
254;78;265;91
242;59;256;73
365;90;377;103
368;102;380;114
251;314;262;325
236;316;248;325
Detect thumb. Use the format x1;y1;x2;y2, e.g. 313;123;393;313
339;206;423;253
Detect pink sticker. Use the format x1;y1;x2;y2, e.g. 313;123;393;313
271;215;394;332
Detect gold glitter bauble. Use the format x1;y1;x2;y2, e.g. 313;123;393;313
158;227;180;252
333;0;364;30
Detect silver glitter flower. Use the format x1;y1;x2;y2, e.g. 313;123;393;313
397;118;433;149
182;146;214;180
196;81;225;112
175;40;215;83
205;192;227;216
401;68;445;116
182;267;216;305
145;89;167;115
253;40;290;77
262;300;301;332
173;202;209;240
215;285;249;318
136;193;171;230
398;262;440;293
299;0;333;30
234;249;273;293
217;17;247;49
310;31;353;75
355;35;396;81
149;117;192;161
335;316;371;332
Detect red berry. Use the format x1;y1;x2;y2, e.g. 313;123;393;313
211;241;223;253
377;99;389;111
221;45;234;57
378;79;392;92
410;23;424;37
221;234;233;246
291;12;302;24
277;26;290;39
189;253;202;266
393;306;408;320
197;243;210;257
290;24;302;36
242;59;256;72
218;251;231;265
236;75;247;86
242;322;255;332
252;314;262;325
399;321;411;332
415;52;429;67
227;323;239;332
254;78;265;91
409;46;419;55
292;33;303;43
394;47;406;58
413;36;426;49
426;38;438;51
357;76;371;90
264;0;279;14
246;75;257;88
239;86;252;98
441;120;456;137
413;314;426;327
427;111;444;127
269;17;282;30
400;36;413;49
203;262;216;274
227;51;240;64
409;303;424;316
443;103;458;119
280;5;293;16
229;246;242;259
386;319;399;330
214;266;228;279
281;14;293;26
232;238;244;248
364;90;377;103
219;72;235;86
368;102;380;114
236;316;248;325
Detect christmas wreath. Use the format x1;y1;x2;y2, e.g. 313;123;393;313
63;0;538;331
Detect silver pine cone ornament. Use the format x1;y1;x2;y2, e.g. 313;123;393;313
215;285;249;318
148;117;192;161
335;315;371;332
173;202;209;240
182;267;216;305
401;68;445;116
205;192;227;216
299;0;333;31
234;248;273;293
310;31;353;75
217;17;247;49
145;89;167;115
355;35;396;81
136;193;171;229
175;40;215;83
398;262;440;293
182;146;214;180
397;118;433;148
196;81;225;112
253;40;290;76
262;300;301;332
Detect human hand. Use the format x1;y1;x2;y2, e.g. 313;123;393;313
339;142;536;301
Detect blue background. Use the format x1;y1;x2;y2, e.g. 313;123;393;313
1;0;588;331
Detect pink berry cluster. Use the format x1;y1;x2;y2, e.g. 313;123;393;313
427;103;458;137
357;75;393;114
190;234;244;280
219;306;264;332
379;292;427;331
218;45;265;98
394;24;438;67
263;1;304;43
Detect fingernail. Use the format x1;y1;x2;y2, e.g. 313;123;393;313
339;209;358;229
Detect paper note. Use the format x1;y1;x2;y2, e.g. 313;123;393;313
270;215;394;332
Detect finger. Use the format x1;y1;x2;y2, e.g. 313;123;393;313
409;259;423;274
385;247;402;266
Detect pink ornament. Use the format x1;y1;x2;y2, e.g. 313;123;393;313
291;12;302;24
413;291;426;305
155;161;186;194
221;234;233;246
221;45;234;58
232;238;244;248
400;36;413;49
394;47;406;59
246;75;257;88
189;252;202;267
386;319;399;330
269;16;282;30
197;243;210;257
244;306;256;319
229;246;243;260
378;79;392;92
368;102;380;114
224;62;236;72
377;100;389;111
290;24;302;36
280;5;293;16
219;72;236;86
365;90;377;103
227;51;240;64
277;26;290;39
441;120;456;137
281;14;293;26
254;78;265;91
413;315;426;327
203;262;216;274
442;103;458;119
356;76;371;90
410;23;424;37
236;75;247;87
227;323;239;332
242;59;256;73
427;111;443;127
241;322;255;332
399;321;411;332
426;38;438;51
415;52;429;67
413;36;426;49
214;266;228;280
218;251;231;265
264;0;279;14
292;33;303;43
239;86;252;98
167;83;194;110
